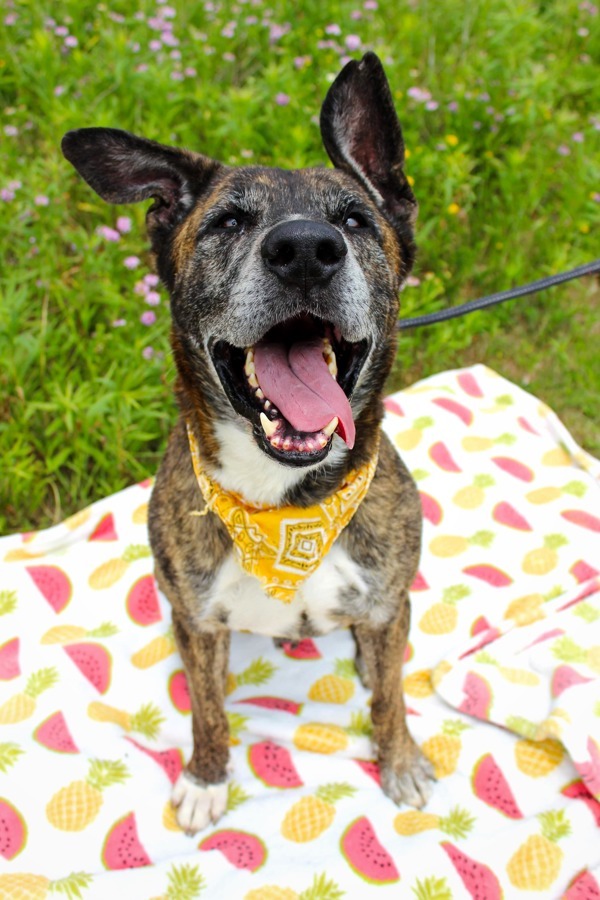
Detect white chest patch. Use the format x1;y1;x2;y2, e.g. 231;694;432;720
201;543;370;637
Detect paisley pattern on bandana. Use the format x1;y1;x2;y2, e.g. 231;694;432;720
186;423;379;603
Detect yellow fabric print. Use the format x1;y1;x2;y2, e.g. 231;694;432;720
186;423;379;603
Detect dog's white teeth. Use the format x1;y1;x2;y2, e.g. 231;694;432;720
323;416;338;437
260;412;278;437
255;388;264;399
264;399;271;410
317;435;328;449
271;435;283;449
322;339;337;379
244;351;257;386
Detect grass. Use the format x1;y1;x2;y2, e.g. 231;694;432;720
1;0;599;535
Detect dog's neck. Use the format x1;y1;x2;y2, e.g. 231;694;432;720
210;419;349;507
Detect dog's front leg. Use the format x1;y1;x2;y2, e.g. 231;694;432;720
170;615;231;834
354;596;434;809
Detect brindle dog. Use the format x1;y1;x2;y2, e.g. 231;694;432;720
62;52;434;834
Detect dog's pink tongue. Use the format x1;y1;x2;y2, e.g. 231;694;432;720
254;340;355;448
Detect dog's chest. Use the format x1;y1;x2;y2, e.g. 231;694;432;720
201;543;369;638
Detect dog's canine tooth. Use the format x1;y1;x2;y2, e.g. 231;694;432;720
260;412;277;437
323;416;338;436
317;435;328;449
322;339;338;378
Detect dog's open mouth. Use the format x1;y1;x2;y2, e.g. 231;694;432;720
209;315;369;466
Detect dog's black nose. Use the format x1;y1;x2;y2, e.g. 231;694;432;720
261;219;347;287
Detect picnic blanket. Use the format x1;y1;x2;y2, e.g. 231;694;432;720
1;364;599;899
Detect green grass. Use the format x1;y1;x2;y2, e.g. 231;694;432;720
1;0;599;535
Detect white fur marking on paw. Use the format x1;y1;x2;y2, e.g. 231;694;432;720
171;771;228;834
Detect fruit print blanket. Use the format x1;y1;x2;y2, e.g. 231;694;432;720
1;364;599;900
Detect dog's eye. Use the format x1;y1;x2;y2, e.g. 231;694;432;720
344;212;367;230
214;214;240;230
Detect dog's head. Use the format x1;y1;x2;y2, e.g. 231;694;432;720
62;53;416;471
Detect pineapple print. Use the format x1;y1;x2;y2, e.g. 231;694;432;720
226;657;277;695
281;782;356;842
308;659;356;704
476;651;540;686
483;394;514;413
42;621;118;645
46;758;129;830
395;416;433;450
461;432;515;452
0;742;23;773
4;547;44;562
88;544;150;589
431;661;452;690
0;872;92;899
150;863;205;900
504;593;545;625
404;669;434;698
163;800;181;832
64;508;91;530
88;701;164;738
0;590;17;616
421;720;470;778
515;738;565;778
419;586;470;635
574;602;600;624
394;805;474;838
453;475;495;510
506;810;571;890
0;668;58;724
411;876;453;900
227;711;249;746
522;534;568;575
132;627;176;668
346;710;373;739
245;873;344;900
541;447;571;467
526;481;586;504
133;502;148;524
429;530;494;558
552;636;600;674
293;722;348;754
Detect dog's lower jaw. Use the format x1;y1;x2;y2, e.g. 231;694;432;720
211;418;348;507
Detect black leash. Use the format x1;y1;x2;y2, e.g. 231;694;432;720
398;259;600;331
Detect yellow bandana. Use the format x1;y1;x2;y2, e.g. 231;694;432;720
186;423;379;603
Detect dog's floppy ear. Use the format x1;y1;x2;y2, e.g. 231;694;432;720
61;127;219;238
320;52;416;224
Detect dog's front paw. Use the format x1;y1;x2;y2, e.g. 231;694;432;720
380;749;435;809
171;770;228;834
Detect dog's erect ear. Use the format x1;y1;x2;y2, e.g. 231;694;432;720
320;53;416;223
61;127;219;237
